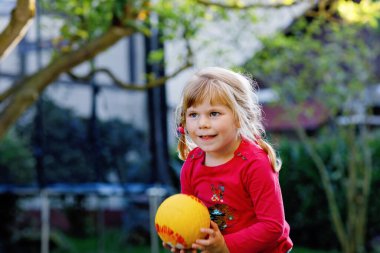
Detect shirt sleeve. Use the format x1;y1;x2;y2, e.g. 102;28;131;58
224;156;286;253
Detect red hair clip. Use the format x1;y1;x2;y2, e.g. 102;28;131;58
177;125;185;135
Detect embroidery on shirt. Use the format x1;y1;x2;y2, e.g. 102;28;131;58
209;183;234;231
211;184;224;202
209;204;233;231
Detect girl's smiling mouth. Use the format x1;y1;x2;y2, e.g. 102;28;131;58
199;135;217;140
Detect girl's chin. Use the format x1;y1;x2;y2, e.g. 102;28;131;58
197;144;219;153
196;140;216;148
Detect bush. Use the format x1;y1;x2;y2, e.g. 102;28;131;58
0;129;35;184
15;99;150;184
278;130;380;250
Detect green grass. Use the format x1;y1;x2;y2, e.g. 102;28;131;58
51;229;167;253
291;248;340;253
50;229;340;253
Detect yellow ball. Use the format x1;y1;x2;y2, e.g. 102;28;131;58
155;193;210;249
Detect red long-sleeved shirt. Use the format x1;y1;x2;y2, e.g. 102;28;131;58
180;139;293;253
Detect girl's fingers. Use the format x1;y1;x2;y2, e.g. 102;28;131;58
162;241;180;253
193;222;221;251
163;242;171;250
200;227;215;236
210;220;219;229
195;238;212;246
192;243;205;251
200;221;218;237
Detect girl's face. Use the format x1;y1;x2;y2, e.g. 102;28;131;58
185;100;240;164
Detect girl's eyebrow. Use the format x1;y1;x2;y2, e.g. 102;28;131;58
186;109;197;114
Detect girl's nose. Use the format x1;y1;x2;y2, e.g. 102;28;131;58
198;115;210;128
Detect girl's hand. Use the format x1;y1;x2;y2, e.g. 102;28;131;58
162;242;197;253
191;221;229;253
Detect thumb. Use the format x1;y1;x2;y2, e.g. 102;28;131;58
210;220;219;230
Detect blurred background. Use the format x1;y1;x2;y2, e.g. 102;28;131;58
0;0;380;253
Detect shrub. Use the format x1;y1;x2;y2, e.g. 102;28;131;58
278;130;380;250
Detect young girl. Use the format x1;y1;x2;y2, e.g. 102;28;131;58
167;67;293;253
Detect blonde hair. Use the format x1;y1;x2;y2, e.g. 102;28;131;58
175;67;282;172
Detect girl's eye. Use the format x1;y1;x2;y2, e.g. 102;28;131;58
188;113;198;118
210;112;220;117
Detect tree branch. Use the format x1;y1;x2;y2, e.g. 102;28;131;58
67;61;193;91
66;37;194;91
305;0;341;21
0;0;36;60
195;0;307;9
0;84;21;103
293;112;348;252
0;26;133;138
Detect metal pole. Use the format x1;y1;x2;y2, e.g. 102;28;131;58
97;195;105;253
40;190;50;253
147;187;167;253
